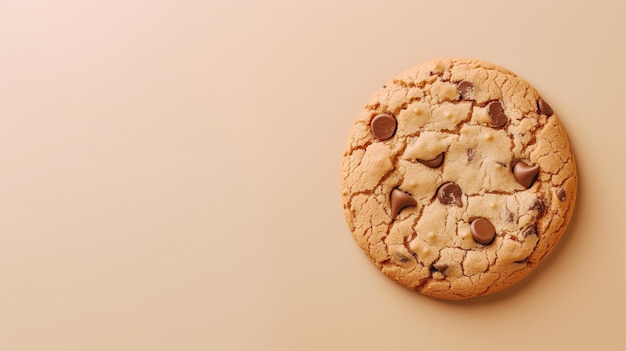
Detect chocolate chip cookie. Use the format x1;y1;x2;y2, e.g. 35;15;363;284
340;58;577;300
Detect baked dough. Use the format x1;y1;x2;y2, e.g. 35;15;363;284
340;58;577;300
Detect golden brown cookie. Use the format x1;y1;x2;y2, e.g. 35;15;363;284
340;58;577;300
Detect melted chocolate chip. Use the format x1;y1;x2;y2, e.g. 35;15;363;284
470;217;496;245
513;161;540;189
437;182;463;207
390;188;417;219
486;101;508;128
557;187;566;202
530;198;545;216
457;80;474;100
370;112;397;140
432;262;449;273
417;152;444;168
522;225;537;237
396;253;410;263
537;97;553;116
467;149;475;162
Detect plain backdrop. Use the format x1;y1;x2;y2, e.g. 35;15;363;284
1;0;625;350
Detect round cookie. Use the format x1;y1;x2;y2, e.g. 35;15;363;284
340;58;577;300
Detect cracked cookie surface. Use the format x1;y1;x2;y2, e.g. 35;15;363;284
340;58;577;300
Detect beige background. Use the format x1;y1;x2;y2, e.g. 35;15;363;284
1;0;625;350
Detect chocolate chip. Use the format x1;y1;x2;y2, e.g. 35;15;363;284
436;182;463;207
537;97;553;116
530;198;545;216
417;152;444;168
522;225;537;237
432;262;449;272
390;188;417;219
513;161;540;189
370;112;397;140
396;253;410;263
557;187;566;202
457;80;474;100
467;149;475;162
486;101;508;128
470;217;496;245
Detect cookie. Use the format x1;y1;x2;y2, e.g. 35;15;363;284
340;58;577;300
